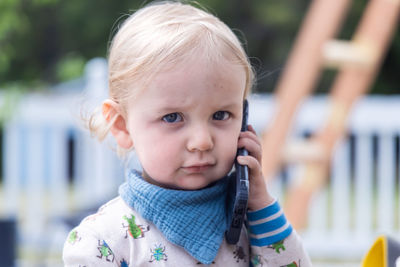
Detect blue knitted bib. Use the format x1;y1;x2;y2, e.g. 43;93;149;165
119;169;230;264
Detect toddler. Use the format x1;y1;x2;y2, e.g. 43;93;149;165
63;1;312;266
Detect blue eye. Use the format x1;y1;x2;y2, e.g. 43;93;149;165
162;113;182;123
213;111;229;121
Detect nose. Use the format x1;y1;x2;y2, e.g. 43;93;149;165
186;124;214;152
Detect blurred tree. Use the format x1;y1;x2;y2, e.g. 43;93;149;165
0;0;141;86
0;0;398;94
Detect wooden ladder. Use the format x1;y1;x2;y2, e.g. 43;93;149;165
260;0;400;229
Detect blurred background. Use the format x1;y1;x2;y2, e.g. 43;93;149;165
0;0;399;266
1;0;399;93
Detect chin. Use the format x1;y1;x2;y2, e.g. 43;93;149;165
180;178;220;191
180;183;207;191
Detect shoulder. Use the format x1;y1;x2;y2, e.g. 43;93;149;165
63;197;139;266
81;197;131;229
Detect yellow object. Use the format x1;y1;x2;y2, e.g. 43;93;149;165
362;236;387;267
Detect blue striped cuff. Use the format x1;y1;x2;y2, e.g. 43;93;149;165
247;200;292;247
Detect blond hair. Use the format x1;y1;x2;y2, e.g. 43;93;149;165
88;0;255;151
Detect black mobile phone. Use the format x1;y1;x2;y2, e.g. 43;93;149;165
225;99;249;245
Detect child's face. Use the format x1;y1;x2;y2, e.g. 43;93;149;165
123;57;246;190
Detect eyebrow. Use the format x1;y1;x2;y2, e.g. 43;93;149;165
219;102;241;110
156;102;241;113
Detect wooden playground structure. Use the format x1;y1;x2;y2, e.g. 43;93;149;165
261;0;400;229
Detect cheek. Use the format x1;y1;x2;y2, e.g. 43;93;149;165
134;133;181;174
218;133;240;165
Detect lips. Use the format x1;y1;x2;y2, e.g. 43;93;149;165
182;163;214;173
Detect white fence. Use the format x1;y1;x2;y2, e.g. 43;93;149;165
0;58;399;265
0;59;128;264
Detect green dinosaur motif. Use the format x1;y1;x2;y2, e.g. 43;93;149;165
68;230;80;245
97;240;115;262
123;214;149;239
270;240;286;254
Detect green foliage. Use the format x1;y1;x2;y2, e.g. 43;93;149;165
0;0;140;86
0;0;399;94
0;84;26;125
56;53;85;81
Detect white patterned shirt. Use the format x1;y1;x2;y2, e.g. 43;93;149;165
63;197;312;266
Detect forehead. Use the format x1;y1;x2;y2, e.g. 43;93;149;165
143;57;246;104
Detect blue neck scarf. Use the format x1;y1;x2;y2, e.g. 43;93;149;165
119;169;230;264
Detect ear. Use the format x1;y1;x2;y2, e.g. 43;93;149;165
102;99;133;149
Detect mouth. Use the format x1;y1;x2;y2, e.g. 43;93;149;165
181;163;214;173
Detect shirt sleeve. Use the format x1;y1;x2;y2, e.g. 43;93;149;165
247;200;313;267
63;226;119;267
